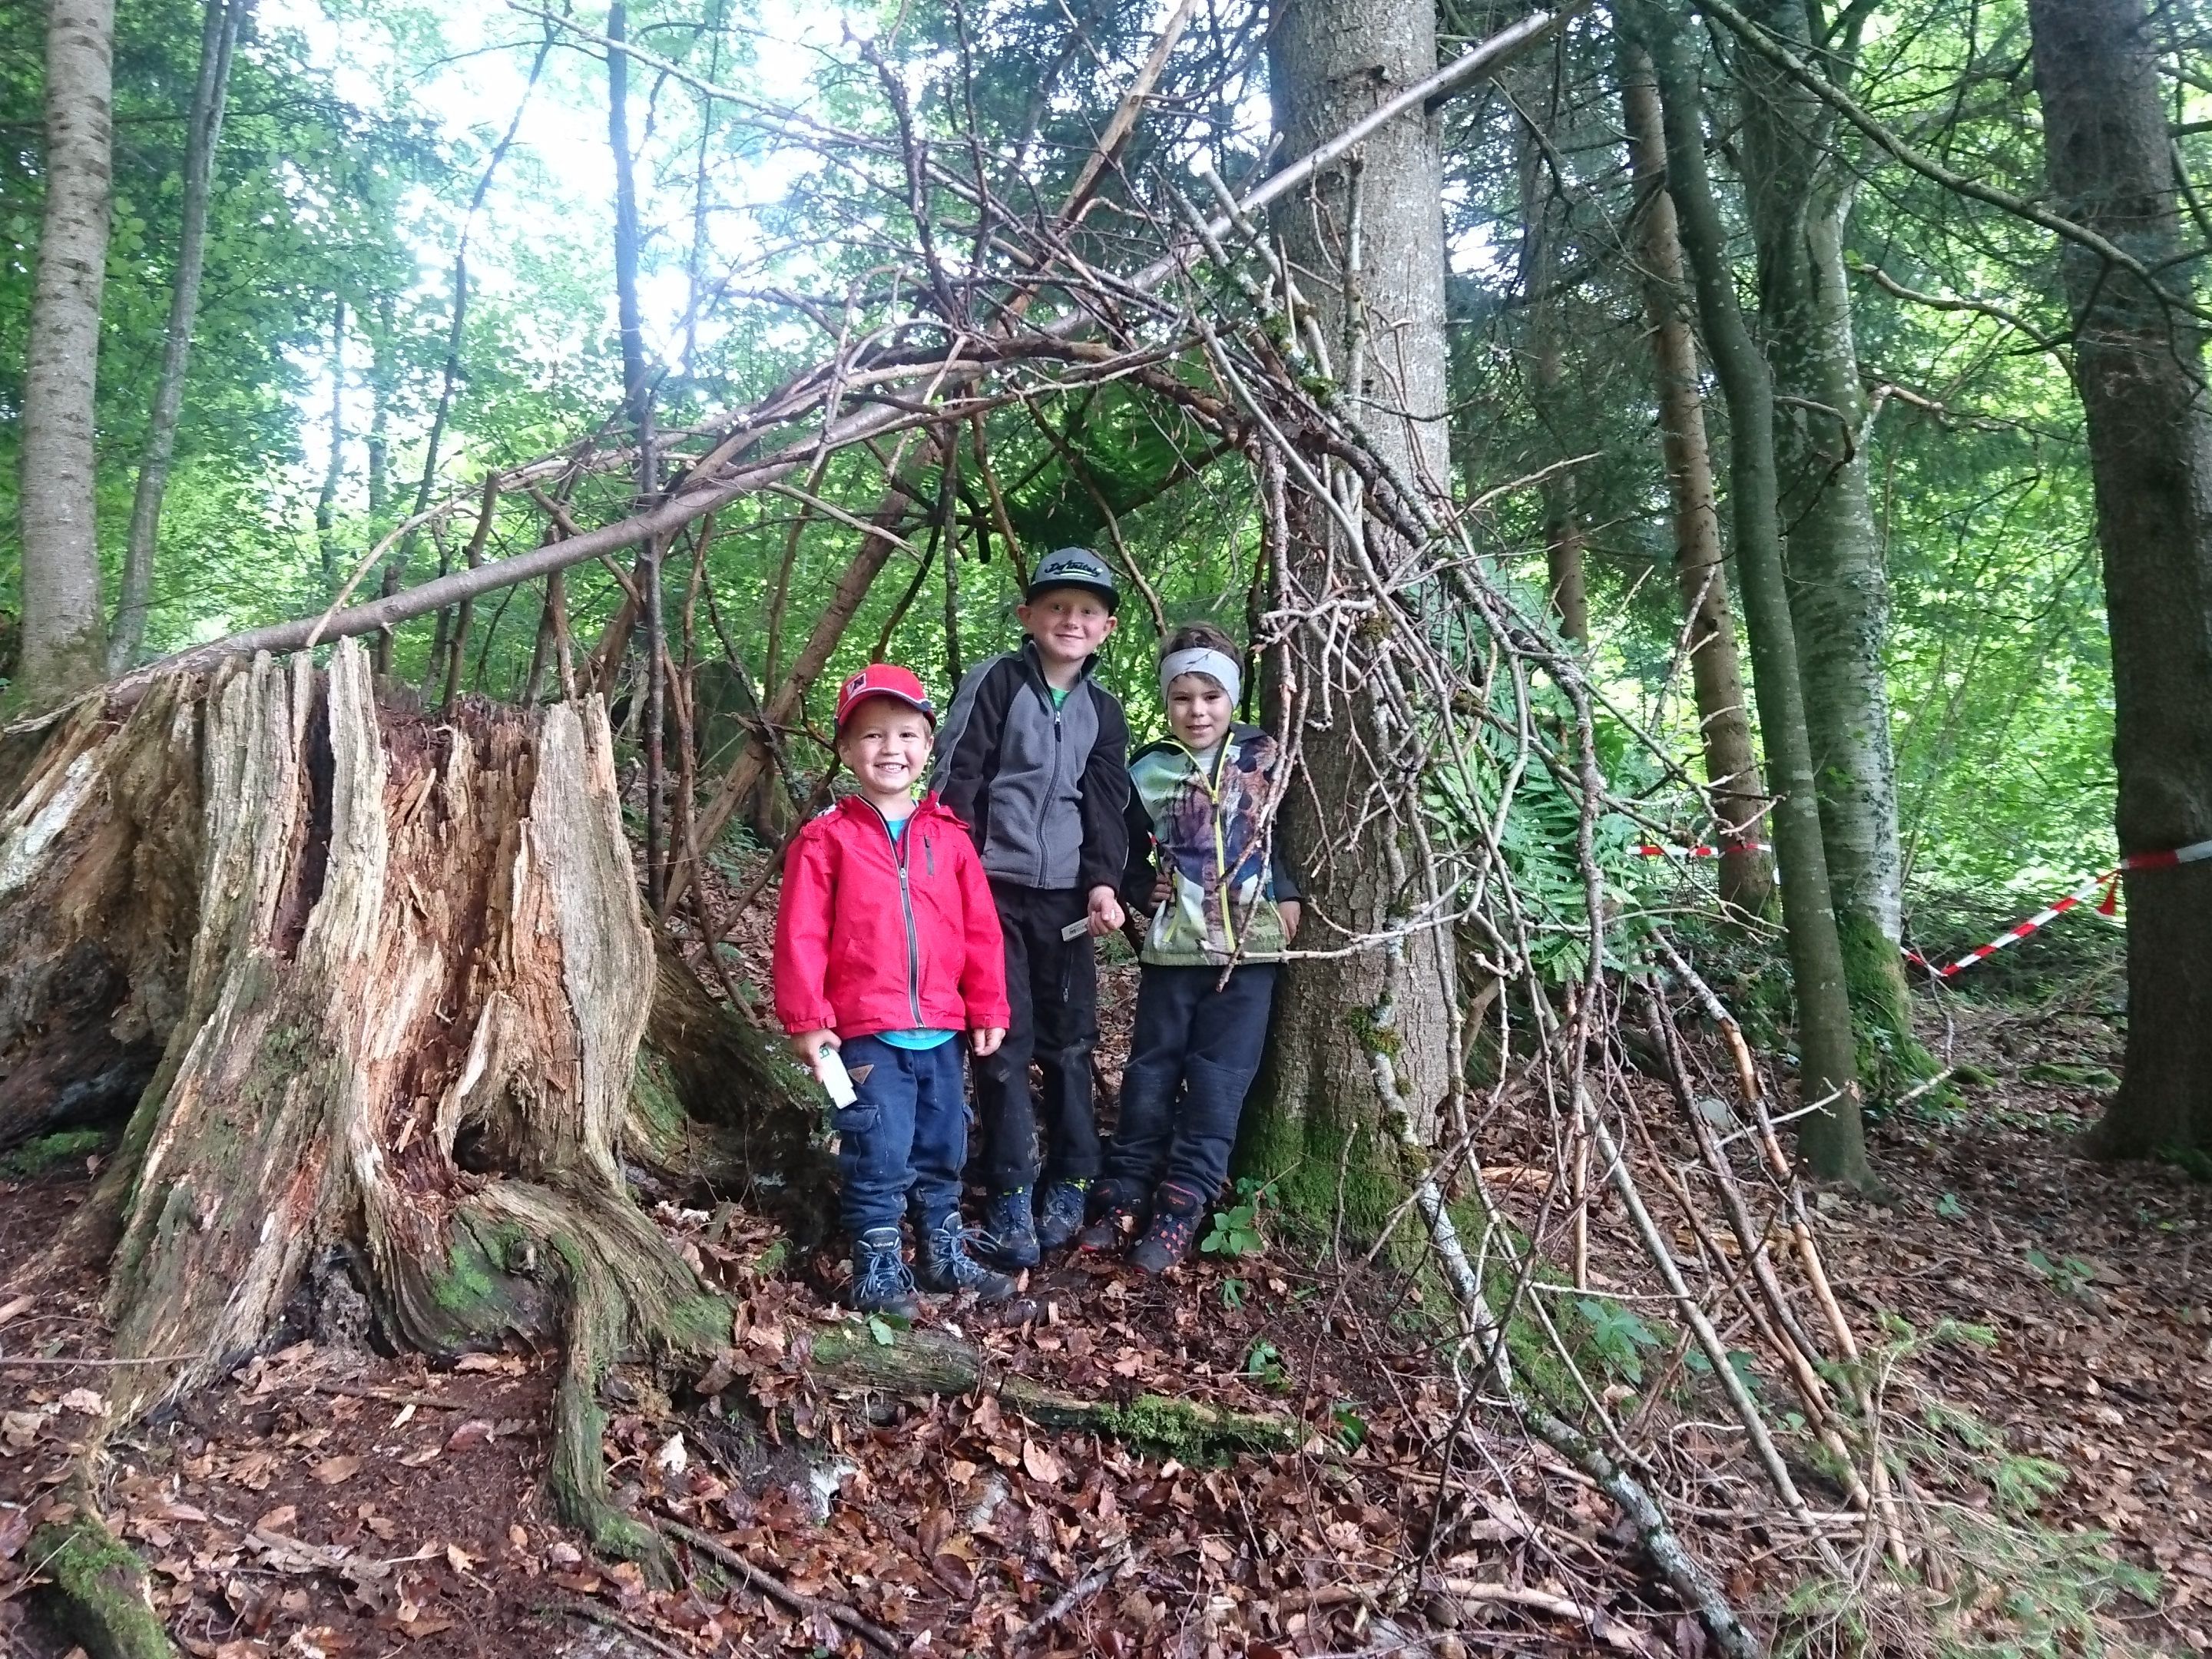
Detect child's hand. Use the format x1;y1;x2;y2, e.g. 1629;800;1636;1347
971;1027;1005;1057
1085;884;1125;936
1278;899;1301;942
790;1029;839;1072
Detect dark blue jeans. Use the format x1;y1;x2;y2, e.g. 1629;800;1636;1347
1104;964;1278;1200
835;1034;968;1236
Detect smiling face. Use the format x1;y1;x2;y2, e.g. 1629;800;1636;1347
1165;673;1233;753
1016;588;1118;678
836;697;935;813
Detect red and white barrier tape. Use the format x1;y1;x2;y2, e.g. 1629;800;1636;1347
1632;841;1770;859
1637;833;2212;982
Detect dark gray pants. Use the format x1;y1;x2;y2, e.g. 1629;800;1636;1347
975;882;1099;1190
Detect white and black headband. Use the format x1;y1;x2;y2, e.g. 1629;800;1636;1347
1158;646;1241;706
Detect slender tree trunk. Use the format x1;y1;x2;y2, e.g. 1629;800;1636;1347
1518;112;1588;644
1243;0;1458;1234
12;0;116;714
1619;43;1773;916
1737;0;1924;1088
2028;0;2212;1158
608;0;666;906
366;297;394;518
1622;0;1870;1187
107;0;243;674
314;297;346;594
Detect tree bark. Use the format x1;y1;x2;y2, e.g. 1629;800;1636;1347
2028;0;2212;1158
1245;0;1458;1233
13;0;117;715
0;641;820;1568
1618;43;1773;916
315;297;348;595
107;0;244;674
1737;0;1925;1087
1518;111;1588;645
1621;0;1870;1187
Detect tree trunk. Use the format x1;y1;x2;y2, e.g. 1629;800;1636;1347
1244;0;1458;1234
0;639;820;1568
315;297;347;594
107;0;243;674
366;296;394;520
1737;0;1926;1089
1618;43;1773;917
1518;114;1588;645
2028;0;2212;1158
12;0;116;716
1621;0;1871;1187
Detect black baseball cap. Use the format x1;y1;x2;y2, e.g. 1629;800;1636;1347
1025;545;1119;613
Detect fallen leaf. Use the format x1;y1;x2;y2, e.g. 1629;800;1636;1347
2;1409;45;1446
254;1505;298;1534
0;1293;34;1330
1022;1440;1065;1485
445;1543;473;1574
311;1455;362;1486
654;1433;688;1475
443;1419;492;1452
453;1353;502;1373
399;1445;440;1467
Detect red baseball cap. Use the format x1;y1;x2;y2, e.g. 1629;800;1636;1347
835;664;936;732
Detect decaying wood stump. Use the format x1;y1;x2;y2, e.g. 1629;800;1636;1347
0;640;826;1578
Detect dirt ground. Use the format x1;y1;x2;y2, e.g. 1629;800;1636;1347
3;953;2207;1657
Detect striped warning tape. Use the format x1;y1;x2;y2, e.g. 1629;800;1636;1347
1632;841;1770;859
1902;836;2212;980
1635;833;2212;982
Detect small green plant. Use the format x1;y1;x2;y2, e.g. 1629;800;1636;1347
1202;1177;1270;1259
1936;1190;1967;1220
1219;1277;1247;1310
2024;1248;2096;1299
1241;1338;1290;1391
1575;1296;1660;1385
866;1315;896;1346
1330;1401;1368;1450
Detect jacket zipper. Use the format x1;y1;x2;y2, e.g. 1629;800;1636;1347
866;801;926;1027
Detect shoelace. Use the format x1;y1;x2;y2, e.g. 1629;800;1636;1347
857;1253;916;1299
936;1224;1000;1284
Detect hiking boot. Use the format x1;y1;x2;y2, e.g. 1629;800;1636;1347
1075;1179;1149;1253
1035;1179;1092;1252
849;1227;919;1320
976;1187;1039;1269
916;1213;1018;1302
1128;1181;1205;1275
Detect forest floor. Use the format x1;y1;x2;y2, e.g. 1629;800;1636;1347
2;954;2207;1658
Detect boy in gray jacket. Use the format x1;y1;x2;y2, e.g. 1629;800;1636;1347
932;548;1130;1267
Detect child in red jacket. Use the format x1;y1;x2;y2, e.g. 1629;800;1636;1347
773;664;1016;1315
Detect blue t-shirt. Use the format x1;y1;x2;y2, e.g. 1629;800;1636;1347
876;811;956;1051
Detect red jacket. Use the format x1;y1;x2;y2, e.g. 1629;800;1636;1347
773;793;1011;1038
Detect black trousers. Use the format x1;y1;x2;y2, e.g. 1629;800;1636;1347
1104;963;1277;1200
975;882;1100;1190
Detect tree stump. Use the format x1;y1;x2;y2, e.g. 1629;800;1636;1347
0;640;824;1576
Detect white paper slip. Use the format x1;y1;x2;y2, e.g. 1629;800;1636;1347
1060;916;1092;942
814;1045;857;1108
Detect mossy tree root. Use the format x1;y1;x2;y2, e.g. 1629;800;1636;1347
28;1476;177;1659
806;1323;1301;1457
1836;906;1942;1103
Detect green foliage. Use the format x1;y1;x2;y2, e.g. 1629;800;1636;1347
1240;1337;1290;1392
1201;1177;1269;1259
1573;1296;1661;1386
0;1128;109;1178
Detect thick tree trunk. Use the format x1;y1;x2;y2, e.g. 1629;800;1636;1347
0;640;822;1566
1737;0;1926;1089
1623;0;1871;1187
1618;45;1773;917
108;0;243;674
2028;0;2212;1158
1245;0;1457;1233
13;0;116;715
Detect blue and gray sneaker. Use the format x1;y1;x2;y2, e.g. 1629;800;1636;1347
977;1187;1039;1270
849;1227;919;1320
1035;1179;1092;1252
916;1213;1018;1302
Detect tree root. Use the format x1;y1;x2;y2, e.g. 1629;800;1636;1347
657;1516;900;1654
26;1474;176;1659
804;1322;1302;1456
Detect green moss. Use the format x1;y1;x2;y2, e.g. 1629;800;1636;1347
1836;906;1943;1104
1;1128;111;1178
31;1511;176;1659
1233;1106;1409;1243
1094;1393;1296;1459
